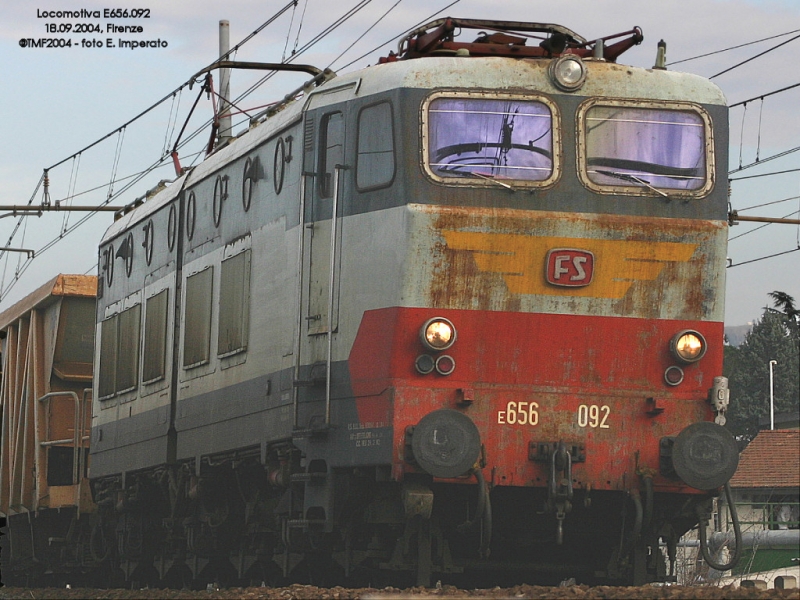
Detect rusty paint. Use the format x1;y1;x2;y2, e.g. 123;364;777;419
420;205;726;322
349;306;722;494
441;229;697;299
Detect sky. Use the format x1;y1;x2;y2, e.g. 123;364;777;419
0;0;798;326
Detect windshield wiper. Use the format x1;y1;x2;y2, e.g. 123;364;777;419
595;169;670;200
472;171;515;191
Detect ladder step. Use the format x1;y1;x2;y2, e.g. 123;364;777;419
287;519;325;529
292;426;331;438
290;472;328;483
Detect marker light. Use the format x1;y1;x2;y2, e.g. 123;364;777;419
664;365;685;386
415;354;435;375
549;55;587;92
435;355;456;376
420;317;457;351
670;330;707;363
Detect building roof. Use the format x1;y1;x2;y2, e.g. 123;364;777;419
729;429;800;490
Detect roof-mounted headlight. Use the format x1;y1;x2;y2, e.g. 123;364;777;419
420;317;456;351
549;55;587;92
670;330;707;363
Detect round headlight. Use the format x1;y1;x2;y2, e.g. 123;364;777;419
670;330;707;363
420;317;456;351
549;55;586;92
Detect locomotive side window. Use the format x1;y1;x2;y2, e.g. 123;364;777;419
142;289;169;384
97;303;141;398
218;250;251;357
356;102;395;191
578;100;713;196
116;304;141;393
318;112;344;198
183;267;213;368
98;315;118;399
423;93;558;187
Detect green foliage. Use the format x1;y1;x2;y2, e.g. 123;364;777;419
724;293;800;440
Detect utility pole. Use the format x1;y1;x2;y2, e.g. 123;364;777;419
769;359;777;430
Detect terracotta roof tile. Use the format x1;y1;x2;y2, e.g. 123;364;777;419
729;429;800;489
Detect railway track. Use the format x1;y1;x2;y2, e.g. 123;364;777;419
0;583;796;599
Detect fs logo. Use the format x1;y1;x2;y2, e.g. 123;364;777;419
546;249;594;287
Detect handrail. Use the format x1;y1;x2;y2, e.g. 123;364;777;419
37;391;81;487
325;165;344;426
726;500;799;529
78;388;93;507
292;172;308;430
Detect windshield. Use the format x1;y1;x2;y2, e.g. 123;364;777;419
426;96;555;184
584;105;707;191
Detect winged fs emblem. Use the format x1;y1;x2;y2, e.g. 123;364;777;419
441;230;697;299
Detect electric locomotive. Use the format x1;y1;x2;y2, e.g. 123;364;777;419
11;18;742;588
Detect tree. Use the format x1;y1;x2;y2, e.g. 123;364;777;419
724;292;800;440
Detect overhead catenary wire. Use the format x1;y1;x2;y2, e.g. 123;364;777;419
5;4;799;300
737;195;800;212
667;29;800;66
729;144;800;175
292;0;309;56
337;0;462;71
729;82;800;108
727;247;800;268
281;0;299;62
0;1;304;292
1;0;397;302
61;154;82;234
231;0;378;105
327;0;404;69
710;32;800;79
162;90;184;159
43;0;298;174
730;167;800;181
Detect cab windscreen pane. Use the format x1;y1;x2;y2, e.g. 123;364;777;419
585;107;705;190
184;268;213;367
428;98;553;181
98;315;118;398
116;304;141;392
143;290;168;383
218;251;250;357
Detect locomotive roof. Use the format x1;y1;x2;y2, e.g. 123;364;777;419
101;53;726;245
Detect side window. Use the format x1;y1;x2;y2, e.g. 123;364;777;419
98;315;118;399
424;93;558;187
218;250;251;357
357;102;395;190
142;289;169;384
318;111;344;198
579;101;712;196
183;267;213;368
97;304;141;399
116;305;141;392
